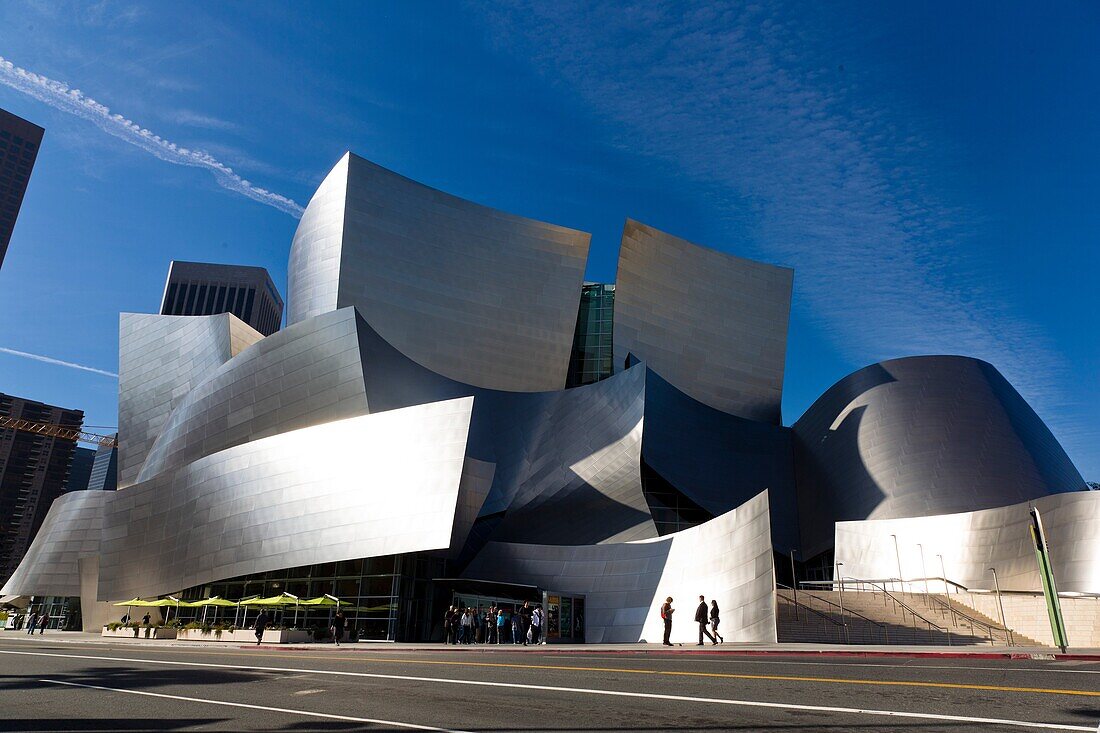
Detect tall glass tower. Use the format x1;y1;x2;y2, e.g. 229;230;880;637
565;283;615;388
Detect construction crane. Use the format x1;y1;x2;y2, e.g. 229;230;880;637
0;416;117;448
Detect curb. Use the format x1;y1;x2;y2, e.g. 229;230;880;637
244;644;1100;662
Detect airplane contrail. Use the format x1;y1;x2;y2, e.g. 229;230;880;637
0;347;118;378
0;55;304;218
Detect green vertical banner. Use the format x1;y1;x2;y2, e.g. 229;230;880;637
1029;506;1069;652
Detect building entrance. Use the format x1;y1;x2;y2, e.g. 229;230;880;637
450;588;585;643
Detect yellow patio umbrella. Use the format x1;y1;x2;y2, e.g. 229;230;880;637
112;598;157;622
190;596;238;624
239;592;300;627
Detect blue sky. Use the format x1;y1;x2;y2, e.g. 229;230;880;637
0;1;1096;480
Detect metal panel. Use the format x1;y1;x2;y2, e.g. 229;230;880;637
794;356;1087;557
2;400;476;600
464;490;776;643
834;491;1100;594
640;366;800;549
613;220;793;423
0;490;109;597
137;309;367;482
288;153;591;392
352;312;657;546
117;313;263;488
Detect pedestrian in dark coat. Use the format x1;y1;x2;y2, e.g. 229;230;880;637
709;600;724;643
331;611;346;646
254;610;270;645
695;595;717;645
660;597;674;646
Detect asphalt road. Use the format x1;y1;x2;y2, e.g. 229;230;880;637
0;636;1098;732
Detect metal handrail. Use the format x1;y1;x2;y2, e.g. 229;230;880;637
778;584;889;644
776;587;849;643
924;593;1013;646
800;579;951;645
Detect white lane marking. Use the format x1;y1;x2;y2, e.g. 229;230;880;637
40;679;470;732
3;649;1093;732
554;655;1100;674
294;688;326;695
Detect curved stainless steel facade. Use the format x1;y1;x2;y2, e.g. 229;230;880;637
0;490;108;598
4;400;477;601
288;153;591;392
9;151;1093;643
794;356;1087;556
613;219;793;423
834;490;1100;594
118;313;263;487
640;367;800;550
464;490;777;643
138;308;369;482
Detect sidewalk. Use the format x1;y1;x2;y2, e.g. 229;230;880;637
4;630;1099;660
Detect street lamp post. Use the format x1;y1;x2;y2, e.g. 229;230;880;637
836;561;848;643
917;543;930;607
890;534;903;594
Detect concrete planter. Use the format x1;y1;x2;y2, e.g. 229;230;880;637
176;628;314;643
101;626;177;639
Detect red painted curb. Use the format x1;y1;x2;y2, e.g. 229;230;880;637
241;645;1100;661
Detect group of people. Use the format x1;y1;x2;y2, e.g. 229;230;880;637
443;601;545;645
23;610;47;635
659;595;725;646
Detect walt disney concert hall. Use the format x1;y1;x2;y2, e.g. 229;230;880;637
4;153;1096;645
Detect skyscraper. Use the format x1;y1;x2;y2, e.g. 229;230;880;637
64;447;96;492
86;439;118;492
565;283;615;388
0;393;83;587
0;107;44;271
159;260;283;336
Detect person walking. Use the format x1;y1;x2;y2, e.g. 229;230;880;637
460;608;473;644
330;610;346;646
660;597;674;646
26;611;37;635
496;608;507;644
518;601;533;646
695;595;717;646
709;600;724;643
254;610;270;645
530;606;543;645
142;613;151;626
485;605;496;644
511;608;522;644
443;606;456;644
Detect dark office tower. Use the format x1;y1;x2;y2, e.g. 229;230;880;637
65;447;96;492
0;394;83;587
86;439;118;492
159;260;284;336
565;283;615;388
0;108;44;272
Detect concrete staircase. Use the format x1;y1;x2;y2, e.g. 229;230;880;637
777;588;1045;647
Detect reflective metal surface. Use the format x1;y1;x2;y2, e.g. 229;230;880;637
834;490;1100;593
3;399;477;600
794;356;1086;556
138;309;368;482
0;490;108;597
613;219;793;423
464;490;777;643
288;153;590;392
118;313;263;487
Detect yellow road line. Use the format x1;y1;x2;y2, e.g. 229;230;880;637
17;641;1098;698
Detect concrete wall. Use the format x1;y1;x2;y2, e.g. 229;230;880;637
953;591;1100;649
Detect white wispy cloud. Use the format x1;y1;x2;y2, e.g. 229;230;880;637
0;347;118;378
482;3;1093;467
0;54;303;218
